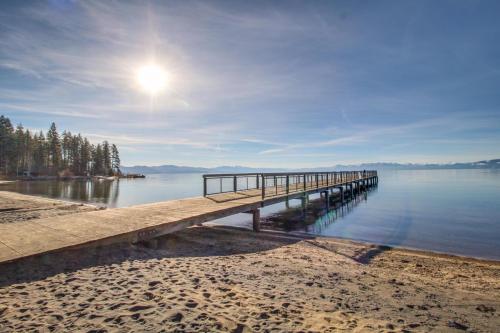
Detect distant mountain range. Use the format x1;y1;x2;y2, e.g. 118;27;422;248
120;165;285;174
121;159;500;174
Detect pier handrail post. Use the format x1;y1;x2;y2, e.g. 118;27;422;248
261;174;266;199
233;175;237;193
286;175;289;194
274;175;277;195
303;174;307;192
256;174;259;189
316;174;319;188
203;176;207;196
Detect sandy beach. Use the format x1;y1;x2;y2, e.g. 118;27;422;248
0;193;499;332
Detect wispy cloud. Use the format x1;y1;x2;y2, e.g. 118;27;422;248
1;1;499;166
0;103;106;119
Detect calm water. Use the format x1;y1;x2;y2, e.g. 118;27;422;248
1;170;499;260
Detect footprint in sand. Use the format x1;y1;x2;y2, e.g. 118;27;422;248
148;281;161;288
170;312;183;322
128;304;153;312
185;301;198;308
143;292;155;300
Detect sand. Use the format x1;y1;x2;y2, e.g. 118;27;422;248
0;226;498;332
0;191;98;224
0;193;499;332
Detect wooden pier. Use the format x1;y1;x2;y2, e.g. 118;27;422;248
0;171;377;264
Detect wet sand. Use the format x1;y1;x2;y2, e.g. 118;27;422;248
0;193;499;332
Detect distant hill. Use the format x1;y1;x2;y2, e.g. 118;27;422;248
120;165;284;174
304;159;500;171
121;159;500;174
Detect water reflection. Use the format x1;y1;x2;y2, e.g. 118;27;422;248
2;179;120;207
262;185;378;234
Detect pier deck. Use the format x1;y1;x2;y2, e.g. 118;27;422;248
0;171;377;264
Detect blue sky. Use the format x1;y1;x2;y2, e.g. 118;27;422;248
1;0;499;167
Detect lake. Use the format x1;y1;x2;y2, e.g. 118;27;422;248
1;169;499;260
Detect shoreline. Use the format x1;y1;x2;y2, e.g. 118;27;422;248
1;174;145;182
215;225;500;266
287;229;500;264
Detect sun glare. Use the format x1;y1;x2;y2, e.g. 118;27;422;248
136;64;168;95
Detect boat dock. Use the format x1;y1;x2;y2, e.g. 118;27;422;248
0;171;377;264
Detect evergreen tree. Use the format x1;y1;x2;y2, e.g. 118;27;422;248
71;134;83;175
24;129;33;172
111;144;121;175
14;124;25;175
81;138;92;176
33;131;47;175
103;141;112;176
0;115;15;176
61;130;72;170
0;115;121;177
92;144;104;175
46;122;62;175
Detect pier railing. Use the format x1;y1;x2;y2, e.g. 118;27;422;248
203;170;377;199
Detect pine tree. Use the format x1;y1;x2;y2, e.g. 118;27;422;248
103;141;112;176
111;144;121;175
24;129;33;173
61;130;72;170
92;144;104;175
0;115;15;176
81;138;92;176
0;115;121;177
71;134;83;175
33;131;47;175
46;122;62;175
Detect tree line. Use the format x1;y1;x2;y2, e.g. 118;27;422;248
0;115;120;177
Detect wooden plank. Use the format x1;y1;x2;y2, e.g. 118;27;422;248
0;222;82;256
0;242;19;262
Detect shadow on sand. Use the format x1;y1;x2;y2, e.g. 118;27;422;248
0;226;306;287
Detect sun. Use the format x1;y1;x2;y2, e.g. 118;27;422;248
136;64;168;95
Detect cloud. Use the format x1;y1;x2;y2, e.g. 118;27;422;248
1;1;499;166
83;132;230;152
0;102;106;119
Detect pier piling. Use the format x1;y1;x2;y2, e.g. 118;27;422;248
252;208;261;232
